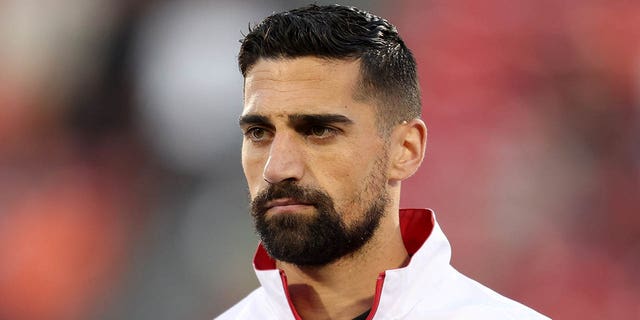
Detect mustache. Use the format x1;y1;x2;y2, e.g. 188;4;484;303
251;182;332;216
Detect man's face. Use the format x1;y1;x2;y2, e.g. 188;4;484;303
240;57;390;266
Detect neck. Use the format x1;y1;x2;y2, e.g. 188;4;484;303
276;207;408;320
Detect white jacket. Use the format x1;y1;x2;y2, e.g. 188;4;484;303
216;209;550;319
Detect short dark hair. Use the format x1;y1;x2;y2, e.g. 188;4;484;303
238;4;421;133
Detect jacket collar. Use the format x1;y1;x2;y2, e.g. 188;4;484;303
251;208;450;319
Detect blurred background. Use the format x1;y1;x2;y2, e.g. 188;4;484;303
0;0;638;319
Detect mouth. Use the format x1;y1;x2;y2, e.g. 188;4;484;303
264;198;314;215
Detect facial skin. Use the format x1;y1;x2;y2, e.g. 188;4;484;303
240;57;393;266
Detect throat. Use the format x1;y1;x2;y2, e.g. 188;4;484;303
280;252;408;320
287;280;375;320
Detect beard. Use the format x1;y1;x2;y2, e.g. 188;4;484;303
250;159;390;266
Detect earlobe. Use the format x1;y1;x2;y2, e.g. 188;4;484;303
388;119;427;181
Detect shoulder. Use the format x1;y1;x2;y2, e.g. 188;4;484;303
214;287;270;320
445;267;550;319
407;267;551;319
406;305;550;320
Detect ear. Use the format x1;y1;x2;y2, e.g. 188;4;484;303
387;119;427;181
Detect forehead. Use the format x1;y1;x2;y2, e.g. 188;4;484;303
242;57;367;117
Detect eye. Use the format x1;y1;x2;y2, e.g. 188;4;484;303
307;126;337;139
244;127;272;142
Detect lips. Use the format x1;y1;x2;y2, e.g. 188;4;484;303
264;198;314;214
265;198;309;208
250;182;326;218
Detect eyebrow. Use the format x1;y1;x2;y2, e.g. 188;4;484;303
238;113;354;127
238;114;272;128
288;114;354;126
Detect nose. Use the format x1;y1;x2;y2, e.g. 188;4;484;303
263;132;305;184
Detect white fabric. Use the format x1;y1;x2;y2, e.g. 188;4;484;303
216;210;550;319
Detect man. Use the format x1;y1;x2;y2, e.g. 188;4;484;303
217;4;549;320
